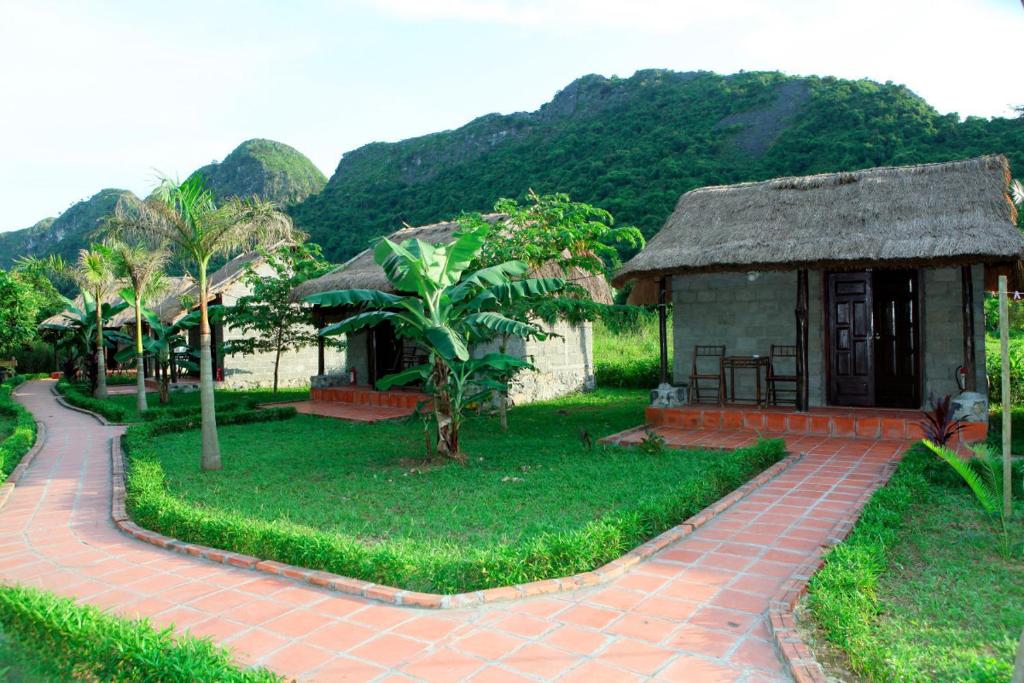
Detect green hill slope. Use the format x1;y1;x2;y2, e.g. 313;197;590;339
289;69;1024;263
189;138;327;205
0;189;137;269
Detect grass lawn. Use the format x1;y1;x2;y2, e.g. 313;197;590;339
593;318;672;388
134;388;786;592
104;387;309;422
0;626;64;682
808;446;1024;682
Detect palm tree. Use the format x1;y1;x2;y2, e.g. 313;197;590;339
108;237;170;413
106;174;293;470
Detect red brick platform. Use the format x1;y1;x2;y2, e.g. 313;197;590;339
300;386;431;423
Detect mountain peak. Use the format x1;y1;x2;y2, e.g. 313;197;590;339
190;138;326;205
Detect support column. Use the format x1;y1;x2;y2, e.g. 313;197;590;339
658;276;669;385
316;307;326;376
795;269;809;411
961;264;977;392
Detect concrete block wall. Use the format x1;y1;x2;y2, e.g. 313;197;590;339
671;271;825;406
922;265;986;402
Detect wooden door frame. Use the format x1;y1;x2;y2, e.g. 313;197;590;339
823;267;923;408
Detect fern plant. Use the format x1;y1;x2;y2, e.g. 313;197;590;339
923;439;1012;558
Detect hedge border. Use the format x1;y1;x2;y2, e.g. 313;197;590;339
0;377;46;505
111;432;801;609
767;457;902;683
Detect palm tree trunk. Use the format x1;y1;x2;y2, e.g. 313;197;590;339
94;291;108;399
273;329;282;394
198;267;221;471
134;296;147;413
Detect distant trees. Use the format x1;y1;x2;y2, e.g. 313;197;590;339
0;270;39;361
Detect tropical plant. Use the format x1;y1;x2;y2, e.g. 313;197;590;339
923;440;1015;558
0;269;39;359
919;394;964;446
106;174;294;470
304;223;565;460
39;293;128;386
115;309;200;405
221;243;333;394
108;239;170;412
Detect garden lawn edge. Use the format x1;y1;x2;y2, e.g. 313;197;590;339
767;456;902;683
111;435;803;609
0;422;46;512
51;383;117;426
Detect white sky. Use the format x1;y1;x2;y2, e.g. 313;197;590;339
0;0;1021;230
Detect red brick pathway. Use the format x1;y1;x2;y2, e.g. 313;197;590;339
1;380;907;682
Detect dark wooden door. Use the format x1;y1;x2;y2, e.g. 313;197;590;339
873;269;919;408
368;322;402;385
828;271;875;406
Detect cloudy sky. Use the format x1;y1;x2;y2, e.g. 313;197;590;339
0;0;1020;230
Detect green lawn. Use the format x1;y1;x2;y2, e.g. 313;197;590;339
134;389;786;591
809;447;1024;682
105;387;309;422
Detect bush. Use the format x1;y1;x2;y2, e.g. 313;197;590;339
0;377;38;484
985;333;1024;407
55;379;129;423
593;318;669;389
0;584;280;682
123;423;785;594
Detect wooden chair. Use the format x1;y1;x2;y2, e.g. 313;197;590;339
767;344;798;406
689;345;725;404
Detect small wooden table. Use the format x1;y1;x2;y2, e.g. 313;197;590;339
722;355;771;407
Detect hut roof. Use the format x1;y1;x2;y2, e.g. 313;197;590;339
292;216;614;305
39;293;123;330
157;247;277;323
614;154;1024;287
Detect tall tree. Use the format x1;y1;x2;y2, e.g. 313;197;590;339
0;269;39;361
108;238;170;413
106;174;293;470
222;243;332;394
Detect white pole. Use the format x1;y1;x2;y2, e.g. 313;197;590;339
999;275;1011;520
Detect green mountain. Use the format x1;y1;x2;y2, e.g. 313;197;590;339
0;139;325;270
0;189;137;268
190;138;327;205
289;69;1024;263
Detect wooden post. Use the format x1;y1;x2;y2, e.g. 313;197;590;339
999;274;1011;521
962;265;977;392
657;276;669;385
795;269;810;411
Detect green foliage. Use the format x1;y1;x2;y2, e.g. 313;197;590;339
308;222;564;458
189;138;327;206
0;377;38;484
808;445;1024;681
0;270;39;358
986;331;1024;407
222;243;336;393
55;379;129;423
988;404;1024;455
593;316;669;388
289;70;1024;264
123;391;786;593
0;584;280;682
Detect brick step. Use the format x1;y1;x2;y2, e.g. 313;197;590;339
645;406;987;443
311;386;431;410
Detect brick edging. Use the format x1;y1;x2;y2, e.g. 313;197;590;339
49;384;119;426
110;435;803;608
767;458;901;683
0;421;48;511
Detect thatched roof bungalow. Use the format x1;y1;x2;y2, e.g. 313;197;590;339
295;217;611;404
615;154;1023;414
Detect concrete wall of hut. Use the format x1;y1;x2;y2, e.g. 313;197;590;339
217;263;346;389
344;321;595;404
670;266;987;409
671;271;825;406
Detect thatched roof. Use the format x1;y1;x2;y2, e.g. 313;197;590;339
614;154;1024;288
121;276;195;326
39;293;123;330
157;248;275;323
293;216;614;305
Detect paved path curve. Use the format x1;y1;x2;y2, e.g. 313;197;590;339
1;380;905;682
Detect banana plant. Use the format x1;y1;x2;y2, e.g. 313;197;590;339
304;223;565;460
41;292;129;387
114;308;207;404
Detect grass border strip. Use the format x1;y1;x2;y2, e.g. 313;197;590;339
51;383;118;426
110;434;802;609
767;458;902;683
0;422;47;512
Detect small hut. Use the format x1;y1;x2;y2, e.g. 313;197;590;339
614;154;1024;416
293;216;611;404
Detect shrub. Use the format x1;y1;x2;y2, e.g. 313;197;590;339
0;584;280;682
0;377;39;484
55;379;129;423
123;422;785;594
593;318;667;389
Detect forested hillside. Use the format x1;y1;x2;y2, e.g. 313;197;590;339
189;138;326;205
290;69;1024;263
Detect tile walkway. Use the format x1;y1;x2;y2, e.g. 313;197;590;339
0;380;908;682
